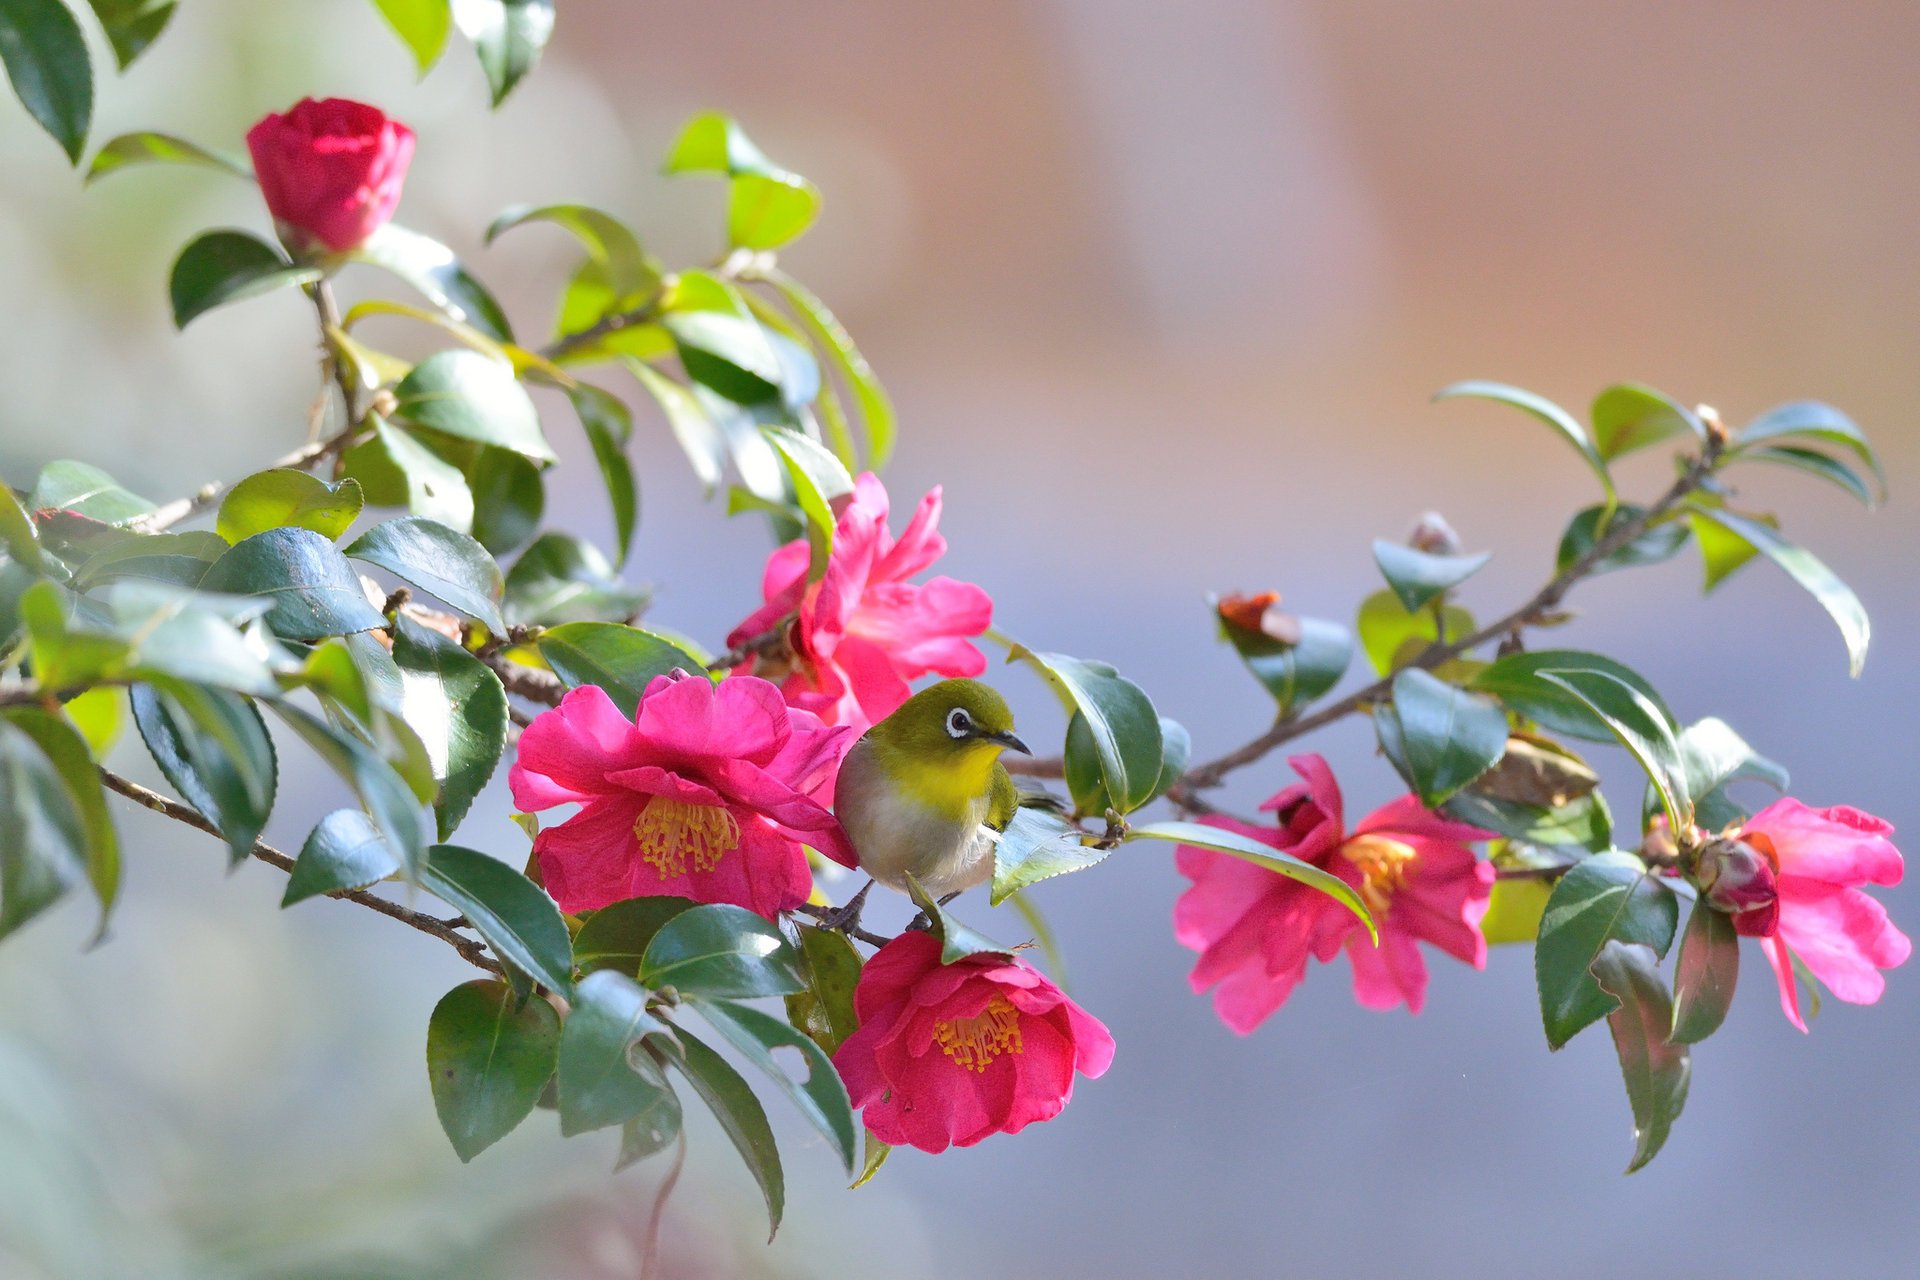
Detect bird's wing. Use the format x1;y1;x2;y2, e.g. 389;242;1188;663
986;762;1019;832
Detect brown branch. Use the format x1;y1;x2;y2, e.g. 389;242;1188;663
789;901;894;950
480;647;566;707
98;767;504;976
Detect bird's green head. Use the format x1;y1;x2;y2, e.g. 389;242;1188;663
872;678;1029;766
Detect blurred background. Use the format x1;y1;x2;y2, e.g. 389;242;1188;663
3;1;1917;1276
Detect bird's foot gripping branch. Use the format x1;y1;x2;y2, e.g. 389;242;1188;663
0;1;1905;1247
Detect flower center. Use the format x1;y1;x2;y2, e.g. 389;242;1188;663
1343;834;1418;915
932;995;1023;1073
632;797;740;878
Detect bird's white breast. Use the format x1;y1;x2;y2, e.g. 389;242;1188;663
836;739;998;898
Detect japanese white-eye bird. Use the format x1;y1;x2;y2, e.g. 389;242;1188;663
829;679;1029;927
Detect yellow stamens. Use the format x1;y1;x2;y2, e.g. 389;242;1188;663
632;797;739;878
932;995;1023;1073
1343;834;1418;915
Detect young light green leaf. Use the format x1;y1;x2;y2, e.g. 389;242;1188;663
535;621;705;719
1354;588;1474;677
0;0;92;162
217;470;363;544
282;808;399;905
451;0;553;106
356;223;513;340
666;1024;784;1240
427;978;560;1161
1690;506;1869;677
639;903;806;997
371;0;452;74
1535;851;1678;1050
1590;940;1691;1173
1535;669;1691;832
346;515;505;633
557;969;676;1137
423;844;572;991
728;171;822;251
1003;644;1163;814
1127;820;1376;941
1377;668;1508;808
389;615;508;839
1590;383;1705;460
760;425;853;580
1669;901;1739;1045
202;526;386;641
1372;540;1491;613
1435;380;1613;501
168;231;321;328
486;203;657;303
87;130;247;184
695;996;857;1175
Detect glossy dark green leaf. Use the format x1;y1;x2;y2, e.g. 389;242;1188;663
84;0;175;68
86;129;247;183
389;616;507;839
1354;589;1474;677
626;359;725;496
557;969;676;1136
1435;380;1613;500
130;683;275;864
903;873;1018;963
423;844;573;991
1667;717;1786;832
464;445;543;557
0;0;91;161
785;923;862;1056
356;223;512;340
168;231;321;328
0;718;87;939
282;808;399;905
1377;668;1508;807
393;350;550;463
1220;614;1351;715
1443;788;1612;855
1471;649;1674;743
665;308;782;405
1591;383;1704;461
1536;668;1691;831
1127;820;1375;940
217;470;362;544
1556;503;1690;577
503;533;648;627
696;996;856;1174
273;702;425;878
1669;900;1739;1045
371;0;451;73
1535;851;1679;1050
31;460;155;526
764;270;895;469
990;805;1105;905
1733;400;1884;497
572;895;699;975
346;515;505;633
2;708;116;933
1739;444;1875;507
427;978;560;1161
1690;506;1869;678
1590;940;1691;1173
340;416;475;533
1372;540;1492;613
201;526;385;641
1005;644;1162;814
567;382;638;565
666;1023;784;1240
615;1080;683;1170
639;903;805;997
452;0;553;106
535;621;704;719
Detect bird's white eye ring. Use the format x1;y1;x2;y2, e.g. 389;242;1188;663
946;708;971;739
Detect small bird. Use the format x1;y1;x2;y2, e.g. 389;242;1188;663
828;679;1029;929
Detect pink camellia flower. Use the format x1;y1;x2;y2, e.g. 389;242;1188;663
727;473;993;732
1714;798;1909;1032
832;932;1114;1154
245;98;414;254
507;672;855;918
1174;754;1494;1033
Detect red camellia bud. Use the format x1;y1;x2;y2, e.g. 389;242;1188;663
245;98;415;255
831;932;1113;1153
1693;835;1781;936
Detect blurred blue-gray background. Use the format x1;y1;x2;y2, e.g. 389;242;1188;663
3;3;1916;1277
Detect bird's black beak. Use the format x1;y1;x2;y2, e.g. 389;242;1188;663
986;730;1030;755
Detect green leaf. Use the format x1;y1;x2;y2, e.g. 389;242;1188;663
852;1128;890;1189
69;530;224;591
1689;508;1769;593
665;1024;784;1240
728;171;822;251
60;684;122;756
1354;588;1474;677
904;873;1019;963
84;0;175;69
273;702;425;879
340;416;476;534
626;359;725;496
201;526;385;642
371;0;451;74
389;616;507;839
1536;668;1691;832
1733;400;1884;497
572;895;698;976
1443;789;1611;855
1471;649;1674;743
217;470;362;544
0;0;92;162
1004;644;1163;814
486;202;657;304
0;484;43;571
427;978;560;1161
32;459;155;526
760;426;852;580
664;305;783;406
1435;381;1613;501
393;350;551;463
1220;614;1352;715
1740;444;1875;507
784;923;862;1056
1376;668;1508;807
1479;875;1552;945
696;996;857;1175
1590;940;1691;1173
1669;900;1739;1045
615;1081;683;1170
1670;716;1786;832
345;515;505;633
764;270;895;469
130;683;275;864
639;903;805;998
503;533;648;627
1591;383;1704;461
86;129;247;183
567;383;638;566
355;223;512;341
665;111;780;176
990;805;1106;905
464;446;543;557
535;621;705;719
168;231;321;328
556;969;676;1136
2;708;116;935
282;808;399;905
423;844;573;991
0;718;87;940
1372;540;1491;612
1535;851;1679;1050
1127;820;1376;941
80;581;276;694
451;0;553;106
1689;506;1869;678
1556;503;1691;578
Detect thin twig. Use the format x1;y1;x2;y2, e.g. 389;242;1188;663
98;767;504;976
789;901;894;949
310;281;360;426
705;620;792;673
480;648;566;707
134;423;368;533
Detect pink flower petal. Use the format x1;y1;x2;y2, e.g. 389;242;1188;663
1749;798;1903;887
1775;877;1912;1005
508;683;643;810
